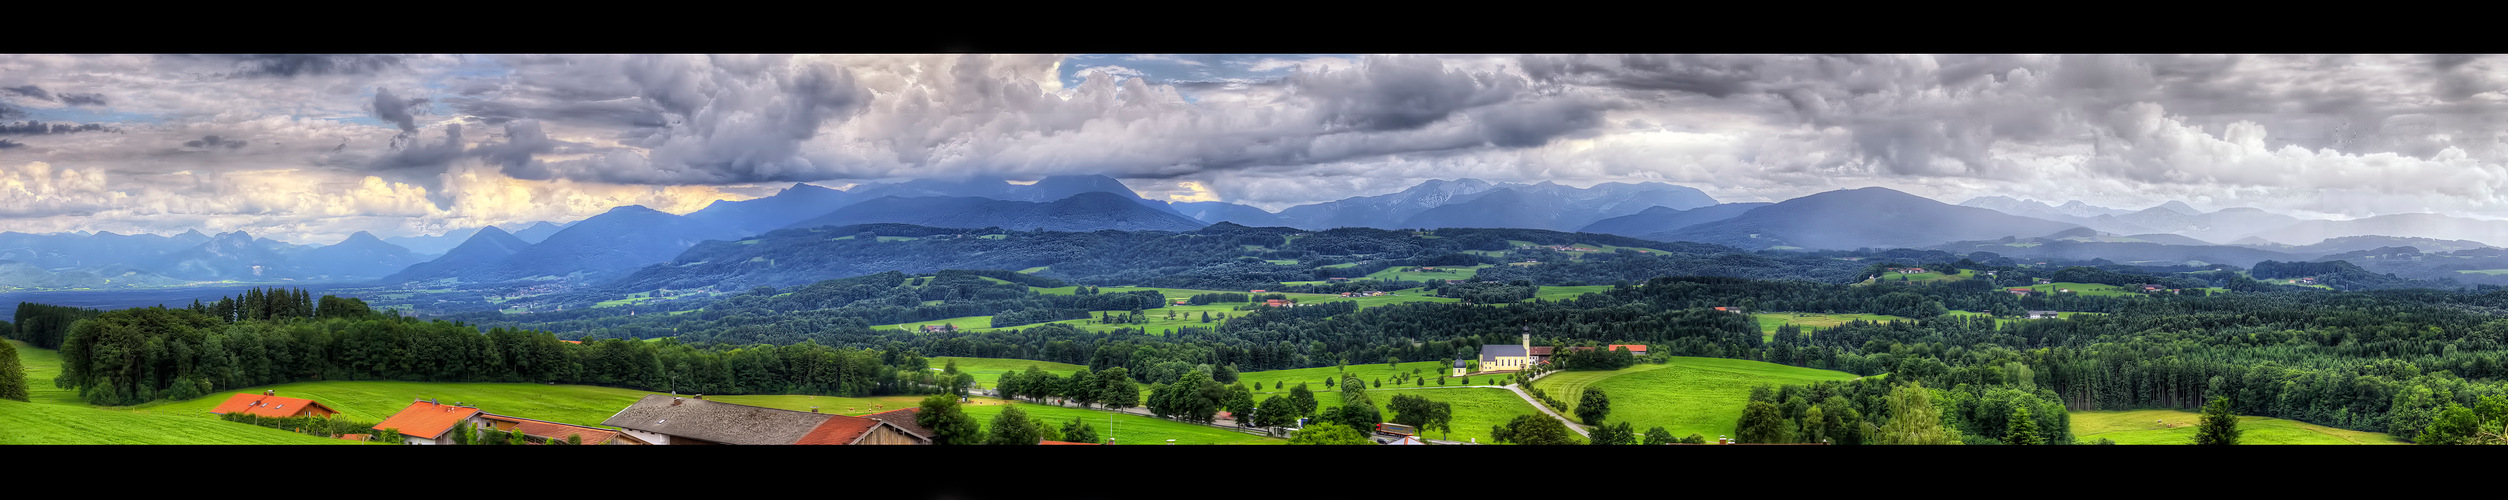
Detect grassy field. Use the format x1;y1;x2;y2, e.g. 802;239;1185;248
1531;357;1860;439
132;380;662;427
2023;282;2137;297
1867;269;1971;283
1751;312;1914;341
1529;285;1613;302
1238;361;1463;393
2071;409;2409;445
931;356;1089;389
1306;387;1564;444
0;398;370;444
1364;264;1488;282
711;394;1285;444
962;400;1284;444
8;340;362;444
11;340;79;406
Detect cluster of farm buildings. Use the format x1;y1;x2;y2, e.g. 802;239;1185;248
206;390;1094;445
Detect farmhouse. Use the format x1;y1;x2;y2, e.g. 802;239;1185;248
2008;288;2033;296
600;394;930;445
2026;311;2060;320
860;407;936;442
1527;346;1556;365
373;399;488;445
1265;299;1291;307
477;413;652;445
1477;333;1534;372
208;390;340;419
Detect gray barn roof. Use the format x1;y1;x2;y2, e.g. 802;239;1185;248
601;394;833;445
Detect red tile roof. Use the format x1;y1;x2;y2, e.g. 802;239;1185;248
1528;346;1555;356
1608;344;1648;353
794;414;886;445
562;340;583;344
209;393;339;418
373;400;484;439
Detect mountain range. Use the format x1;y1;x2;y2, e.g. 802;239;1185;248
17;173;2508;292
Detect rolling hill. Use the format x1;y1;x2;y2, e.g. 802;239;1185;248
1657;187;2082;250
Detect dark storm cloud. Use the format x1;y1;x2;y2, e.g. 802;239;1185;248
0;121;119;135
469;120;568;172
4;85;52;101
0;103;19;120
0;85;101;107
1520;54;1763;98
370;87;428;139
1472;98;1611;148
442;95;667;128
371;123;464;170
1288;55;1524;132
0;139;21;149
182;135;246;150
215;54;406;78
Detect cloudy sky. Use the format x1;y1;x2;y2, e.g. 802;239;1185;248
5;54;2508;244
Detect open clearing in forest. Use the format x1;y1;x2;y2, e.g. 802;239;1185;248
2070;409;2408;445
1530;357;1859;439
1751;312;1914;342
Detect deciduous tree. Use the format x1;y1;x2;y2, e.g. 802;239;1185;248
987;405;1042;445
917;395;986;445
1576;387;1611;425
1876;382;1961;445
1288;423;1374;445
1491;414;1575;445
0;340;27;402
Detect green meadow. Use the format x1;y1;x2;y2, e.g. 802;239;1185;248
713;394;1285;444
1239;361;1465;394
1530;357;1860;439
133;380;662;427
2071;409;2408;445
930;356;1089;389
1364;264;1488;282
1751;312;1914;341
2023;282;2137;297
0;398;367;444
1530;285;1613;302
1307;387;1564;444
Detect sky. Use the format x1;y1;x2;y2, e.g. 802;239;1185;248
5;54;2508;245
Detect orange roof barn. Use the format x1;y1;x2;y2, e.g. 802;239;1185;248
209;391;339;419
374;400;485;440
